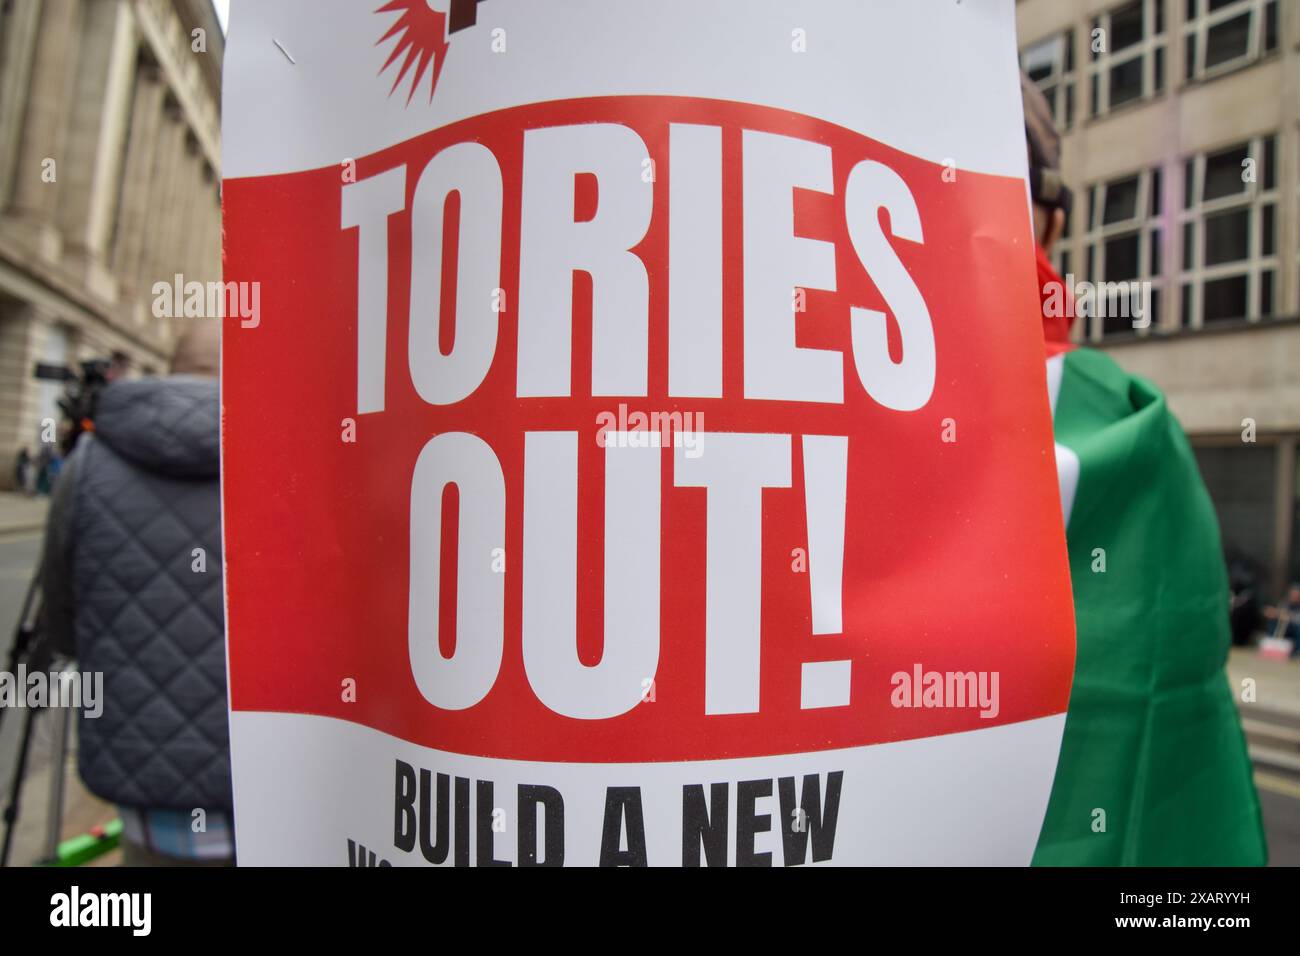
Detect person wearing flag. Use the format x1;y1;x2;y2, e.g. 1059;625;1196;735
1020;76;1267;865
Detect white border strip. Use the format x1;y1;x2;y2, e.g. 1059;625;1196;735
230;710;1066;866
223;0;1028;181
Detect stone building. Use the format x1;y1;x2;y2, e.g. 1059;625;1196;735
1018;0;1299;598
0;0;222;488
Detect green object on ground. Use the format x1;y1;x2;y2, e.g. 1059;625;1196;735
42;817;123;867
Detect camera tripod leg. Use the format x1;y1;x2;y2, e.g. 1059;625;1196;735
0;573;42;744
0;703;40;867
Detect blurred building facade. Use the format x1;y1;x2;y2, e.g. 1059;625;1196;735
0;0;222;488
1018;0;1300;599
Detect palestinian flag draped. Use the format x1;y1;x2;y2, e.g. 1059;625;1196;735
1032;261;1267;865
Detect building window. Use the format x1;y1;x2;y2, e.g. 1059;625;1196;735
1184;0;1279;82
1088;0;1167;118
1178;134;1278;327
1021;29;1077;130
1081;167;1165;339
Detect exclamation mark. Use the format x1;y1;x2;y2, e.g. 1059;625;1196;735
800;435;851;709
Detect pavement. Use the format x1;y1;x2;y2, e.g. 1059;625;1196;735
1227;646;1300;865
0;491;48;538
1227;646;1300;719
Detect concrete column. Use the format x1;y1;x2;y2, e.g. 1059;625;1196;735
1272;436;1297;598
152;135;184;289
204;190;222;285
0;302;45;488
1278;1;1300;316
193;174;219;284
162;129;190;288
138;104;185;297
166;137;203;286
56;0;138;259
0;0;42;210
112;63;165;286
181;160;212;284
178;160;197;283
175;157;205;290
8;0;84;225
209;185;223;282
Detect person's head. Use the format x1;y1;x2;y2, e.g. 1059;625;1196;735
107;350;131;382
1288;583;1300;605
171;319;221;377
1021;73;1070;256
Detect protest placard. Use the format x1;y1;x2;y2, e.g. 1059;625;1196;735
221;0;1075;865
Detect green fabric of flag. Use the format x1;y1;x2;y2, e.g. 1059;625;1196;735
1033;347;1267;866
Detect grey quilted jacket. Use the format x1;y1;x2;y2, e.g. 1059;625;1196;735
40;376;232;814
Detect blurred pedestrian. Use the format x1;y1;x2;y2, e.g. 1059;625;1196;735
13;447;33;495
1228;556;1261;647
107;349;132;383
1262;583;1300;652
39;320;233;865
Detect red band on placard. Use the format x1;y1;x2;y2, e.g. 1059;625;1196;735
222;96;1074;763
